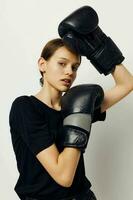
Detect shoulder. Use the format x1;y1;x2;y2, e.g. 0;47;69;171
10;95;32;115
9;95;45;124
9;95;32;125
11;95;32;111
12;95;30;105
10;95;48;118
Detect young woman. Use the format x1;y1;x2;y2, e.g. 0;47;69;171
9;38;133;200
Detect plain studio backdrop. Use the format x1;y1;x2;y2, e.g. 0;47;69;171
0;0;133;199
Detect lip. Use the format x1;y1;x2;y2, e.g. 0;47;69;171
61;80;71;86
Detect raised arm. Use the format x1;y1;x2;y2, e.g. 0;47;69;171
101;64;133;112
58;6;133;114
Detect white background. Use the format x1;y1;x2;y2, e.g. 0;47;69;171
0;0;133;199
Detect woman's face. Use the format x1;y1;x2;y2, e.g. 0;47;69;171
39;46;81;92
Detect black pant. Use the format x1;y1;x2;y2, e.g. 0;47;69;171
25;189;97;200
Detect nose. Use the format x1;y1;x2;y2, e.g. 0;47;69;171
65;66;73;75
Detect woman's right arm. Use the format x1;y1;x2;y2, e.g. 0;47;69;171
9;97;81;188
36;144;81;187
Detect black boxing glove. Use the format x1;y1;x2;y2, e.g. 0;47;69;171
60;84;104;153
58;6;125;75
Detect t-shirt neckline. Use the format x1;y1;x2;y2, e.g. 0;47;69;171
30;95;61;113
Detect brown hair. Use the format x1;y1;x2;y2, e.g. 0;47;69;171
39;38;81;86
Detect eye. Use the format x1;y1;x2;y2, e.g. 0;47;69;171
72;65;79;72
58;62;66;66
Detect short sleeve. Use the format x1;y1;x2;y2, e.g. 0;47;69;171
92;107;106;123
9;96;54;155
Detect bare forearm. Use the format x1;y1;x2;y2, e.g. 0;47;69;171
37;144;81;187
101;64;133;112
57;147;81;187
111;64;133;89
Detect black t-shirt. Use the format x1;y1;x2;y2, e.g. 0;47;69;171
9;95;106;200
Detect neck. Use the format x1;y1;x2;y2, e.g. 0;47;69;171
35;84;62;110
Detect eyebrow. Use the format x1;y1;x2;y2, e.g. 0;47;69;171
58;57;80;65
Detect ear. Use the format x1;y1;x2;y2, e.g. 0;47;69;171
38;57;47;73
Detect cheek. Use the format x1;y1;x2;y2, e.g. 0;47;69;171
46;65;62;80
72;74;77;82
51;65;63;77
73;72;77;79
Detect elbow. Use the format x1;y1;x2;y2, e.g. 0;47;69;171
58;174;73;188
124;83;133;93
128;83;133;91
123;76;133;92
61;180;72;188
63;177;73;188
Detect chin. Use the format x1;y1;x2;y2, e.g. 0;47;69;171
58;86;71;92
59;88;69;92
